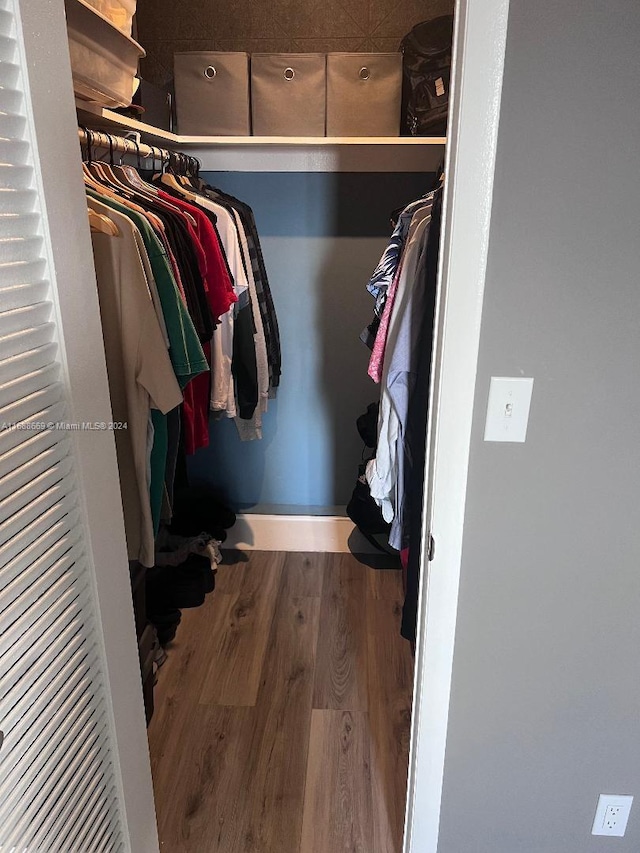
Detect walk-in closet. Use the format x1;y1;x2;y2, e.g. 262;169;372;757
0;0;470;850
4;0;636;851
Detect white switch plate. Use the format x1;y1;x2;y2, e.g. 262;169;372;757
592;794;633;837
484;377;534;443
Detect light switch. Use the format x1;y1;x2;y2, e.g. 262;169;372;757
484;377;534;442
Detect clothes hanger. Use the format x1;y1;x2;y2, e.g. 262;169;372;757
81;131;168;239
91;133;138;197
88;206;119;236
177;154;199;189
80;127;103;188
119;138;161;199
85;136;152;220
147;150;198;225
159;151;197;200
82;130;120;200
90;134;171;228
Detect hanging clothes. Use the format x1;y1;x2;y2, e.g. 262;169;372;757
82;134;281;565
366;199;435;546
362;182;444;642
89;204;183;567
401;186;443;643
154;169;281;440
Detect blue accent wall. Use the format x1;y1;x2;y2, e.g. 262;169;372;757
188;172;431;514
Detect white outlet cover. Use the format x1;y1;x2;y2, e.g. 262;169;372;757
592;794;633;837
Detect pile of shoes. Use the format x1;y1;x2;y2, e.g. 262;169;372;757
147;487;236;645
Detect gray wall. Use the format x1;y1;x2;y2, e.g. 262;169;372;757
438;1;640;851
189;172;433;513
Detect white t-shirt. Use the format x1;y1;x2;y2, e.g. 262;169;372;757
195;196;249;417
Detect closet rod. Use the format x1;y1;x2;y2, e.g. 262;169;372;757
77;127;171;163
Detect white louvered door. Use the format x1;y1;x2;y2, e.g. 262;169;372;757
0;1;130;850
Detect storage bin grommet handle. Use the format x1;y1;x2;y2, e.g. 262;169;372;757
359;66;371;80
284;67;295;81
204;65;217;79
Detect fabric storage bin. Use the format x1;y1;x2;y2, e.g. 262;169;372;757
83;0;136;35
326;53;402;136
65;0;144;108
174;52;250;136
251;54;326;137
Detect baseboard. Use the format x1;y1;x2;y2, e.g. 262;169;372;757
223;513;383;554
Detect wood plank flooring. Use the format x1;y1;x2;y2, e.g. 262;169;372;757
148;551;414;853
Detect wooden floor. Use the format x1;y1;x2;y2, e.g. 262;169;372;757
148;551;415;853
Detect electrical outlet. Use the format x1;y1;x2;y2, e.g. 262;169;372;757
592;794;633;837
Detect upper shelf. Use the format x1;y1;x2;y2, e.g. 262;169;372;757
76;103;446;173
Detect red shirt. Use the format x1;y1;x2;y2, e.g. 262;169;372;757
157;189;236;323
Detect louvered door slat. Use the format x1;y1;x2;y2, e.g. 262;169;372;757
0;598;80;697
0;163;30;188
0;624;91;724
62;782;114;853
0;542;82;645
88;801;118;853
0;2;129;849
7;712;105;827
95;814;122;853
40;761;110;851
0;412;63;460
0;280;47;308
0;137;29;164
2;724;106;849
0;8;12;32
30;759;108;852
1;504;80;597
0;235;42;263
0;380;63;426
0;211;39;235
40;775;114;853
0;432;72;500
73;783;118;853
0;479;75;552
0;340;58;384
0;300;49;332
0;472;76;544
0;582;82;676
1;615;84;708
0;505;77;583
0;397;65;453
0;320;55;360
0;361;59;410
0;86;23;113
2;671;95;787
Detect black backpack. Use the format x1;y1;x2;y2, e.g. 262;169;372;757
400;15;454;136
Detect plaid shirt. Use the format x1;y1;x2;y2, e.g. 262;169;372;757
200;183;281;389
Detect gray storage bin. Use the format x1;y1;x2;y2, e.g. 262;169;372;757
326;53;402;137
251;54;326;137
174;52;250;136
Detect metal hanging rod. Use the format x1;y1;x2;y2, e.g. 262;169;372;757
78;126;171;162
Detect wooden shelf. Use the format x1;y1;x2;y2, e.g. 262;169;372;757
76;102;446;172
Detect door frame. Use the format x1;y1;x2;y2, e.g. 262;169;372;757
17;0;513;849
403;0;512;850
